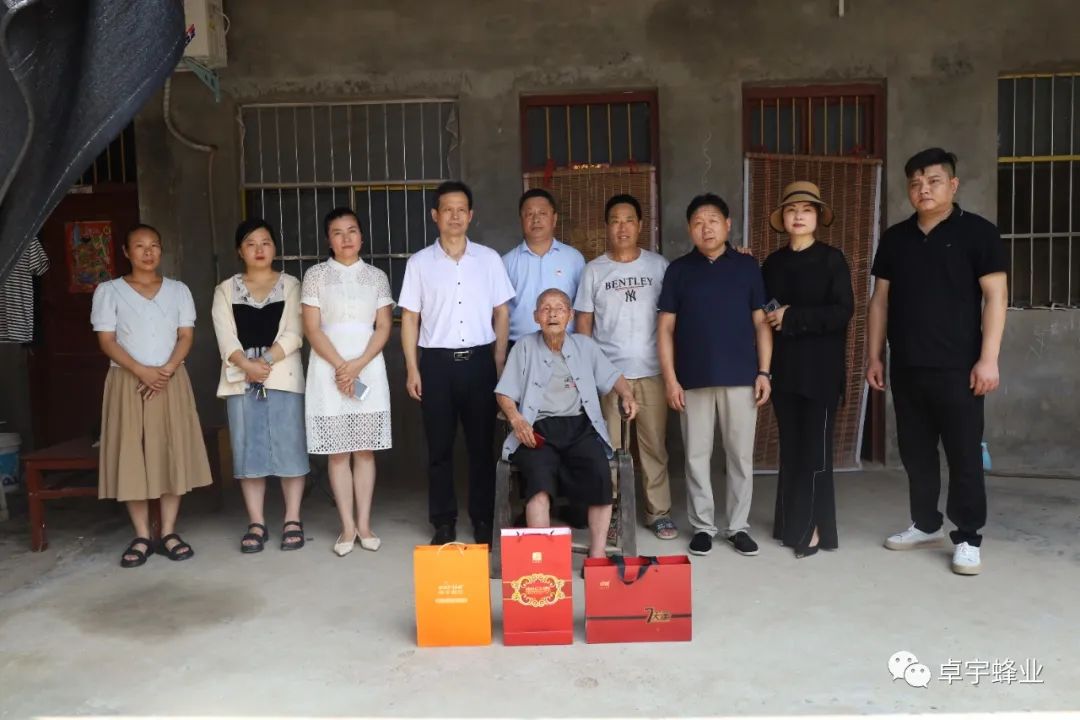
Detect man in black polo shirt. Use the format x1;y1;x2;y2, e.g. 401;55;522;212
867;148;1008;576
658;193;773;558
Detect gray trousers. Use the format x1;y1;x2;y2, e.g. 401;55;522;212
680;386;757;538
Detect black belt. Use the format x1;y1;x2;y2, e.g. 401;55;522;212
424;344;492;361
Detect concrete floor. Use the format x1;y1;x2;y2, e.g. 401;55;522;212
1;465;1079;718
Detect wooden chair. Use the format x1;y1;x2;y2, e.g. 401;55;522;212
490;416;637;578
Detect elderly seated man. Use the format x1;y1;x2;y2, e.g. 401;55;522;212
495;288;639;558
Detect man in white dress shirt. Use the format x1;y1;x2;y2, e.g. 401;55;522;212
399;181;516;546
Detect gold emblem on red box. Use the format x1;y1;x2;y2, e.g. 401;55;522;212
509;573;567;607
645;607;672;623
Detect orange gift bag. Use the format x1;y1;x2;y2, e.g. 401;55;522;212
413;542;492;647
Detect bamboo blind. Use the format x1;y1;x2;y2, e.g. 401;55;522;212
744;153;882;471
523;164;658;260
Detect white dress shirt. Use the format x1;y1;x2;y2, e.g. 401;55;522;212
398;238;515;349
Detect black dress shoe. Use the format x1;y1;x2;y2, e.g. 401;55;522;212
430;524;456;545
473;521;492;545
726;530;760;556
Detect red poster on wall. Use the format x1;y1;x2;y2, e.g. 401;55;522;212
65;220;114;293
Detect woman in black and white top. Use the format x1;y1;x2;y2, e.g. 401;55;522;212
212;219;309;553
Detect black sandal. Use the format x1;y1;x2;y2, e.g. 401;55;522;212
280;520;305;551
120;537;154;568
241;523;268;554
158;533;194;561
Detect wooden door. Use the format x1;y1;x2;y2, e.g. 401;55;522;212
30;186;137;446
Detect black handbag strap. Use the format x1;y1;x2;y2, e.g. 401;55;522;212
611;555;659;585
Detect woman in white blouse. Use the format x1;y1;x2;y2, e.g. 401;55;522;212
302;207;394;556
212;219;309;553
90;224;213;568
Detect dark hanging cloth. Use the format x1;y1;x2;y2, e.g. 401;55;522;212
0;0;185;283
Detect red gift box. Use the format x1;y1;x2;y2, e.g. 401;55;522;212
584;555;692;643
500;528;573;646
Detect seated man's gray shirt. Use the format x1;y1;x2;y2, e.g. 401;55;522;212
495;332;621;460
537;353;582;419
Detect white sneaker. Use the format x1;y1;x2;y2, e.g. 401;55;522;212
951;542;981;575
883;524;945;550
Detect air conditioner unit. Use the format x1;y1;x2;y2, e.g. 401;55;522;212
180;0;227;69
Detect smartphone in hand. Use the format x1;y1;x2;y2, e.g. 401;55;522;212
354;379;372;402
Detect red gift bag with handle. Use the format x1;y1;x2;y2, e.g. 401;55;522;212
584;555;692;643
500;527;573;645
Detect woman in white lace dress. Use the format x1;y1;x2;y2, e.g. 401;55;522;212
302;207;394;556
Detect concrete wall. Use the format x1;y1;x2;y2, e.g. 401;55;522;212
988;310;1080;474
9;0;1080;469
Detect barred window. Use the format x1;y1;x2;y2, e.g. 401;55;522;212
73;123;137;187
520;92;660;257
998;73;1080;308
743;85;884;158
521;93;655;170
238;100;459;299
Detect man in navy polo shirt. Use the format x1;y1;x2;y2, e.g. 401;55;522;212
867;148;1008;576
658;193;773;557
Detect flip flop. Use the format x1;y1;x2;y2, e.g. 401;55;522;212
651;517;679;540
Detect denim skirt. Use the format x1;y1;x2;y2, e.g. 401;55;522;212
226;388;310;479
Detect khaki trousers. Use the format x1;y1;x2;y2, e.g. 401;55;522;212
602;374;671;524
680;385;757;537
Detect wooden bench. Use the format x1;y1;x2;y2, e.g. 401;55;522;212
23;430;224;551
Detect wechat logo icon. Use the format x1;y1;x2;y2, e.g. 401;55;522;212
889;650;932;688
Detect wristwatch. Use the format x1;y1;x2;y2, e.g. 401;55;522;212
757;370;772;380
261;351;275;366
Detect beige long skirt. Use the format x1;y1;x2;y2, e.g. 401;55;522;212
98;365;213;501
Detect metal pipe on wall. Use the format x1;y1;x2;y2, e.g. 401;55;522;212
163;77;219;282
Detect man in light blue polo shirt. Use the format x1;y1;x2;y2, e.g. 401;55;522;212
502;189;586;344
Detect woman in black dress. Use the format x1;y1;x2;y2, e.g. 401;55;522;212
762;181;854;558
